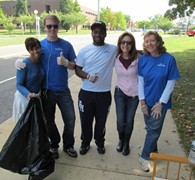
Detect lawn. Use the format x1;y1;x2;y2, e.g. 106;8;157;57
163;36;195;155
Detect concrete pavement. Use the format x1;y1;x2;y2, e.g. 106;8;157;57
0;71;194;180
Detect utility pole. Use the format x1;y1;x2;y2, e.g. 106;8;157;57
97;0;100;21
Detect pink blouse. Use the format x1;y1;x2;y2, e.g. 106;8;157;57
115;55;138;97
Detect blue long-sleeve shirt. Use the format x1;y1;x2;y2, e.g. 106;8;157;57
16;58;45;98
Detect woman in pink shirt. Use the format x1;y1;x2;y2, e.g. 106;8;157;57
114;32;140;156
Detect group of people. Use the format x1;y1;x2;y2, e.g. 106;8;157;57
13;14;180;173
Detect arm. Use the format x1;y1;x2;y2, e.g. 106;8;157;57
151;80;176;119
75;65;88;79
138;75;146;105
66;60;76;70
57;52;75;70
159;80;176;104
138;75;149;115
75;65;98;83
16;68;30;99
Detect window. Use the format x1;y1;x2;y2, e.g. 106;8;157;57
45;5;50;13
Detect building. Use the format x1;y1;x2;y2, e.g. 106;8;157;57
0;0;97;26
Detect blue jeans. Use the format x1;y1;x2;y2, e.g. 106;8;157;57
141;107;167;160
114;87;139;134
42;89;76;149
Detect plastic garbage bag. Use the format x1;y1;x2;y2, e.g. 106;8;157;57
0;97;55;179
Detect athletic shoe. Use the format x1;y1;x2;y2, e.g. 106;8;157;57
139;156;150;172
97;146;105;154
63;147;78;158
79;145;90;155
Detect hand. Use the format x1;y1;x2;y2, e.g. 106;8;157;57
57;52;69;66
141;104;149;116
15;59;26;70
87;73;98;83
151;103;163;119
28;93;40;100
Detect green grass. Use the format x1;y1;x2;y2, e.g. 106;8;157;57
164;36;195;155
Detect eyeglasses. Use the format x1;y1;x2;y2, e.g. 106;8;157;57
46;24;59;29
121;41;132;45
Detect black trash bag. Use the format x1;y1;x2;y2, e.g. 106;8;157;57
0;97;55;179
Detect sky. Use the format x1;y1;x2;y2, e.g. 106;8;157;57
77;0;171;22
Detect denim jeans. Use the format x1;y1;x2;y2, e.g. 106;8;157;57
114;87;139;134
141;107;167;160
42;89;76;149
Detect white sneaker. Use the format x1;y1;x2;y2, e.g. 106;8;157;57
139;156;150;172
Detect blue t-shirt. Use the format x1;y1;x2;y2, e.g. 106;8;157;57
41;38;76;91
16;58;45;98
138;52;180;109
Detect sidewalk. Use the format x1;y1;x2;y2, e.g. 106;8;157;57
0;72;193;180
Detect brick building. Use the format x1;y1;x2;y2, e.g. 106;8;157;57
0;0;97;26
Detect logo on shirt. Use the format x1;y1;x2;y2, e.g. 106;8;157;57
55;48;63;51
157;63;165;67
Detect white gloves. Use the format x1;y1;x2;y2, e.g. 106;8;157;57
27;93;40;100
151;103;163;119
57;52;69;67
141;104;149;116
87;73;98;83
15;59;26;70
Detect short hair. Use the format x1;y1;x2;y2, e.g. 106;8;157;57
143;31;166;55
25;37;41;51
43;14;60;25
116;32;138;60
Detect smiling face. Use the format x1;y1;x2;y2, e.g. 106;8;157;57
91;26;107;46
143;34;160;56
25;37;41;62
44;17;59;41
120;35;133;54
28;45;41;62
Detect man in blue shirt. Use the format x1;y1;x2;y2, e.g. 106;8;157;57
41;14;77;159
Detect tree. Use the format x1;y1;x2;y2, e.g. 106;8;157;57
124;14;131;28
0;6;5;24
149;14;173;33
15;0;28;17
100;7;116;29
61;12;87;33
157;17;173;33
165;0;195;19
73;0;80;12
2;15;16;34
137;20;151;31
16;13;35;33
59;0;74;14
114;12;126;30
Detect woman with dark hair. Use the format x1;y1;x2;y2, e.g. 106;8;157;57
138;31;180;172
12;37;44;123
114;32;140;156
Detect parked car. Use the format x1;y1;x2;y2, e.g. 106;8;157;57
186;30;195;37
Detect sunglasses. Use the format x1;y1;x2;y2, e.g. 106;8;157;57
121;41;132;45
46;24;59;29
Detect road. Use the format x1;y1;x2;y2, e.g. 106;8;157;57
0;32;143;124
